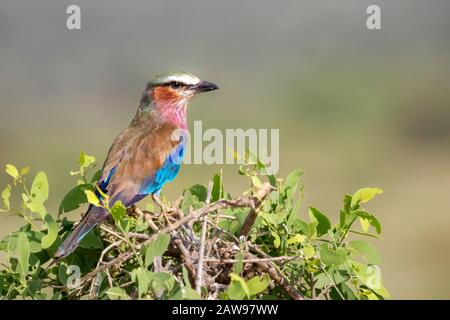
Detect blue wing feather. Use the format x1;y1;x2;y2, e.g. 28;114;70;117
139;142;185;195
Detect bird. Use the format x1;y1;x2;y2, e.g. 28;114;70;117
54;71;218;260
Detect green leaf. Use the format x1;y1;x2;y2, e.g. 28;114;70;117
182;287;201;300
339;210;346;228
303;246;315;259
144;234;171;267
79;231;104;250
329;282;357;300
354;211;382;234
51;291;63;300
366;291;379;300
5;164;19;179
352;261;384;292
261;211;287;226
118;218;131;233
131;268;151;297
251;176;263;188
284;169;303;199
1;184;11;211
308;207;331;236
181;190;194;213
20;166;31;176
31;172;49;203
287;234;306;245
57;263;69;285
372;283;390;299
349;240;381;265
319;244;347;266
287;197;303;227
59;184;90;214
188;184;207;202
135;215;149;232
271;231;281;248
289;216;309;235
246;274;270;296
343;195;352;213
227;273;250;299
84;190;100;207
232;253;244;274
16;232;30;277
110;201;126;223
182;266;191;288
41;214;58;249
340;282;357;300
308;222;317;238
26;230;44;253
26;279;42;297
1;227;43;253
22;193;47;219
180;190;202;212
79;151;96;172
211;172;224;202
351;188;383;207
106;287;128;300
359;217;370;232
315;270;348;289
150;272;172;295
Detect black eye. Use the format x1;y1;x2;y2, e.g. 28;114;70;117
170;82;182;89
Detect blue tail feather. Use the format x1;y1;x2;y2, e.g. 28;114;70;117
55;206;106;259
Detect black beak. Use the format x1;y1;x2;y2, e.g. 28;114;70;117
193;80;219;93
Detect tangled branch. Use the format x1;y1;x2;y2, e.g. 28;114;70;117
66;182;305;300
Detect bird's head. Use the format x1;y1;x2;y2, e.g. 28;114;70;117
139;72;218;127
142;71;218;106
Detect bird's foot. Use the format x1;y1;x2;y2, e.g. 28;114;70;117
126;205;140;219
152;194;166;211
152;194;172;225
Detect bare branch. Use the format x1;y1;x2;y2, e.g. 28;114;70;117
195;181;213;294
239;184;274;237
244;252;305;300
204;255;302;264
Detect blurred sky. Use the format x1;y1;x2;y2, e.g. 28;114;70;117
1;0;450;299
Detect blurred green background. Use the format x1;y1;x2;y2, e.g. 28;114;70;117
1;0;449;299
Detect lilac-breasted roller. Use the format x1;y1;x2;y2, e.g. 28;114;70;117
55;72;218;260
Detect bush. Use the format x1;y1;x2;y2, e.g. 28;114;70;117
0;152;389;300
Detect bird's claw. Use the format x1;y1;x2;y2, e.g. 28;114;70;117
152;194;172;225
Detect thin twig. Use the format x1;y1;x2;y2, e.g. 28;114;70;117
100;225;127;242
316;284;332;300
203;255;302;264
98;240;123;266
173;238;196;288
239;184;274;237
245;252;304;300
195;181;213;294
134;207;159;232
320;264;345;300
309;272;317;300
